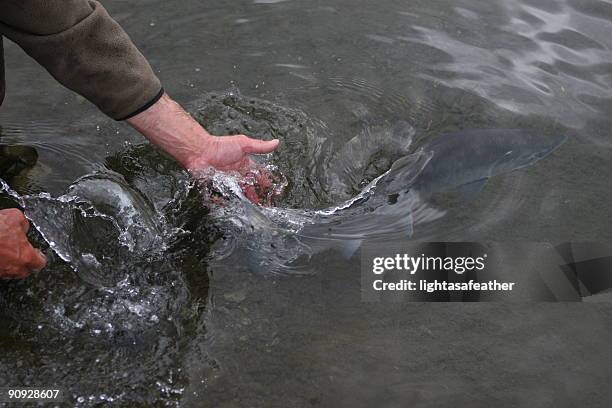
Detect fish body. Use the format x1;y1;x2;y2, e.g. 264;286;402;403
411;129;567;195
296;128;567;260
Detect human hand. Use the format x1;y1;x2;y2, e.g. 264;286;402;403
127;94;281;204
182;135;281;204
183;134;279;174
0;208;47;279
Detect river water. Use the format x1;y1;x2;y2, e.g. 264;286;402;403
1;0;612;407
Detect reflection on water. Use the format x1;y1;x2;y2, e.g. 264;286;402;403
1;0;612;406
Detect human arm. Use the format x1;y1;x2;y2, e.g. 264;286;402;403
0;0;279;173
126;93;279;173
0;1;279;277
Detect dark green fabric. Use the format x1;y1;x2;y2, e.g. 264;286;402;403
0;0;161;120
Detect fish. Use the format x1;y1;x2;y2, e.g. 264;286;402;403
210;127;568;272
411;128;567;196
296;128;567;260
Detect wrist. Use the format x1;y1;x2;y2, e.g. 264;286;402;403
126;93;215;170
180;134;215;171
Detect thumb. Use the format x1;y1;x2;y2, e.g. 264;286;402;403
241;137;280;154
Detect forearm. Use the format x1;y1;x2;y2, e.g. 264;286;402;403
126;93;279;174
126;93;212;169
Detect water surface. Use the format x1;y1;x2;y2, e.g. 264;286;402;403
1;0;612;406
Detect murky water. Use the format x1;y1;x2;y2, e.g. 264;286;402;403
1;0;612;406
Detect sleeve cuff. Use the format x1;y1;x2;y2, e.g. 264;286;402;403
116;87;164;121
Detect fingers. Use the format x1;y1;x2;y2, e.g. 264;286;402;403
1;208;23;218
12;212;44;271
1;208;30;233
0;209;46;279
4;267;31;279
240;137;280;155
25;247;47;272
19;214;30;234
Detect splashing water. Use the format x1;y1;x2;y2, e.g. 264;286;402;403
2;171;168;283
0;170;194;340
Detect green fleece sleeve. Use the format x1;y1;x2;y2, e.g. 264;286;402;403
0;0;163;120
